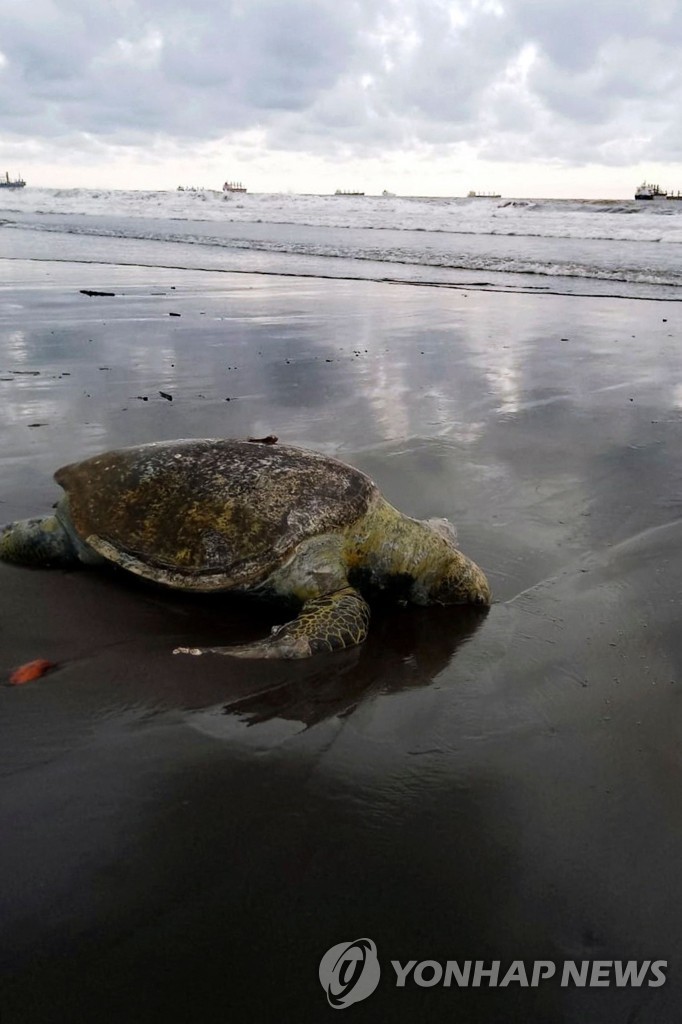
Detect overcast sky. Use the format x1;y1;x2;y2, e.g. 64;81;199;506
2;0;681;197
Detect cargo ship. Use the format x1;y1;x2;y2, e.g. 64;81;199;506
635;182;667;200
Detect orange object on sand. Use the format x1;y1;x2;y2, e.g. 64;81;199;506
8;659;56;685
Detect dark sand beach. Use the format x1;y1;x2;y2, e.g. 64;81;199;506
2;258;682;1022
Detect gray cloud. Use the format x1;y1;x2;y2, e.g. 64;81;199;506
1;0;681;165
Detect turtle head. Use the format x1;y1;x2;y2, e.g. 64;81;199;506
0;515;79;567
425;550;492;607
417;520;491;607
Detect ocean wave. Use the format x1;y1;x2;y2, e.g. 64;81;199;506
12;218;681;291
3;188;682;246
3;187;682;301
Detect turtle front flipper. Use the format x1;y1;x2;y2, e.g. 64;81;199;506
173;586;370;660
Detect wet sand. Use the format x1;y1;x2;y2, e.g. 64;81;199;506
1;258;682;1022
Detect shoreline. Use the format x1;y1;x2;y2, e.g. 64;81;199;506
5;252;682;302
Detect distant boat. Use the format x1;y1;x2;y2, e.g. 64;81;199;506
667;191;682;201
223;181;247;193
467;190;501;198
177;185;205;192
635;182;667;200
381;189;396;197
0;172;26;189
334;189;365;196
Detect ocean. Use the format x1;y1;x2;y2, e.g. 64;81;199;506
2;187;682;301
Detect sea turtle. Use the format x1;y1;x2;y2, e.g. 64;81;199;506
0;438;491;659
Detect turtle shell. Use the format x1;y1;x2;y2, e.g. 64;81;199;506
55;439;378;588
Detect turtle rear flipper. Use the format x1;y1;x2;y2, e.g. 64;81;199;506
173;587;370;660
0;516;79;567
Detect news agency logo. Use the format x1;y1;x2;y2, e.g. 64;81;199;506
318;941;668;1008
318;938;381;1009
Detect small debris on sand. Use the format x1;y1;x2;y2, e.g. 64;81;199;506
8;659;56;686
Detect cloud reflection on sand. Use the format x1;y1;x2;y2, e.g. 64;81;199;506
2;259;682;599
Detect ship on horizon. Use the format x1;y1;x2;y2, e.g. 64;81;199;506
223;181;247;193
635;182;668;200
0;172;26;189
